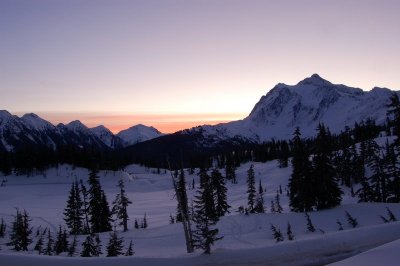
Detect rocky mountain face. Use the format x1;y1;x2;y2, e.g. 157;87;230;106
184;74;397;143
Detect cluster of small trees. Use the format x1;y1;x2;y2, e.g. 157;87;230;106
0;209;134;257
289;125;343;212
64;170;132;234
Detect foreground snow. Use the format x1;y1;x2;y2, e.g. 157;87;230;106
0;161;399;265
329;238;400;266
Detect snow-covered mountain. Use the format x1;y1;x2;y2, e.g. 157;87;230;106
117;124;163;146
90;125;125;149
0;111;162;152
184;74;398;143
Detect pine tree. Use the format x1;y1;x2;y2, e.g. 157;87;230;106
54;225;64;255
211;168;230;217
225;159;237;184
305;213;315;232
246;164;256;212
64;180;84;235
106;231;124;257
112;179;132;232
0;218;6;238
125;240;134;256
94;234;103;256
79;180;90;233
270;200;276;213
345;211;358;228
287;223;294;240
8;209;32;251
143;213;148;229
253;180;265;213
270;224;284;242
80;235;97;257
68;235;77;257
88;170;112;233
44;230;53;256
192;168;222;254
275;192;283;213
134;219;139;229
170;167;194;254
34;234;44;254
288;127;314;212
366;142;386;202
386;207;397;222
313;124;342;210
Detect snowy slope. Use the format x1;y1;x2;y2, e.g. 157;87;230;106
330;238;400;266
117;124;163;146
1;152;400;265
186;74;398;143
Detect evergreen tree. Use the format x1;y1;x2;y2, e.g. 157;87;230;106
34;234;44;254
211;168;230;217
270;200;276;213
134;219;139;229
246;164;256;212
313;124;342;210
0;218;6;238
44;230;53;256
64;180;84;234
253;180;265;213
192;168;222;254
287;223;294;240
270;224;284;242
345;211;358;228
125;240;134;256
80;235;97;257
175;169;190;224
68;235;77;257
94;234;103;256
288;127;314;212
112;179;132;232
225;159;237;184
386;207;397;222
88;169;112;233
275;192;283;213
367;142;386;202
8;209;32;251
106;231;124;257
54;225;69;255
142;213;148;229
79;180;90;233
305;213;315;232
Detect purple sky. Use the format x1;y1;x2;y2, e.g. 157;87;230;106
1;0;399;132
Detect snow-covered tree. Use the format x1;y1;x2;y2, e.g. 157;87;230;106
106;230;124;257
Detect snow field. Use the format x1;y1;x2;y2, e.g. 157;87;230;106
0;160;399;265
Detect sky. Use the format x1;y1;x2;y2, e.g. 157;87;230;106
1;0;399;133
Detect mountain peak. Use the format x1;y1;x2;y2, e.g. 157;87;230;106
298;73;331;86
21;113;54;131
0;110;13;119
66;120;89;132
117;124;163;146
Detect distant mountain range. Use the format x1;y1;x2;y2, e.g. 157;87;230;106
1;74;398;160
0;111;163;152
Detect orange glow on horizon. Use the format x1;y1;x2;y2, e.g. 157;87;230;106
29;112;247;134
